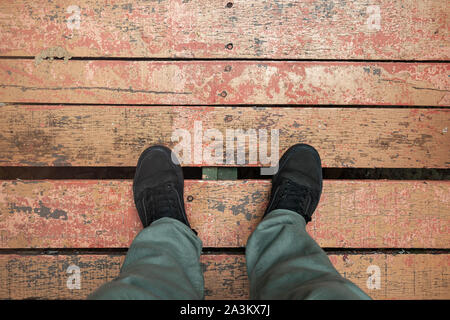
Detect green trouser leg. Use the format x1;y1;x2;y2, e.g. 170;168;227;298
89;210;370;300
246;209;371;300
88;217;204;300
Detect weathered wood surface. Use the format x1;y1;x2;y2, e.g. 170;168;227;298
0;0;448;60
1;180;448;248
0;105;448;168
1;60;448;105
0;254;448;299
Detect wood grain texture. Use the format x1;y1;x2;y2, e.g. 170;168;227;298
0;254;448;299
1;60;448;105
0;0;448;60
1;180;448;248
0;105;448;168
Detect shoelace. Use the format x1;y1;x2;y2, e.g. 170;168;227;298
273;179;314;222
141;183;181;226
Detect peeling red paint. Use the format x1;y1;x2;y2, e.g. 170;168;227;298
1;60;448;106
0;0;448;59
0;180;448;249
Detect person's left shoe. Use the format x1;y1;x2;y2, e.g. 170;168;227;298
133;145;192;230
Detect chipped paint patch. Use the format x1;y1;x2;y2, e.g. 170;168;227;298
34;46;72;66
8;201;68;220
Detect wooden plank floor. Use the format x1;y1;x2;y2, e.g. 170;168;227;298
0;0;448;300
0;106;448;168
0;0;448;59
1;254;448;300
0;180;449;249
1;61;448;105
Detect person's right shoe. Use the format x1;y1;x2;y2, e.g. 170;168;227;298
263;143;323;224
133;145;192;230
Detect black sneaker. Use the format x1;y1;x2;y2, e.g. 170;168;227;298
263;144;323;223
133;145;192;230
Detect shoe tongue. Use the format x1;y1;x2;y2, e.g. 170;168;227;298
282;180;312;214
144;184;178;218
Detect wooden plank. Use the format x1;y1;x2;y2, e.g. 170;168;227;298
1;60;448;106
0;0;448;60
0;105;448;168
1;180;448;249
0;254;448;299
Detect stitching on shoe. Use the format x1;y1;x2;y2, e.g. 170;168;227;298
141;197;149;226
